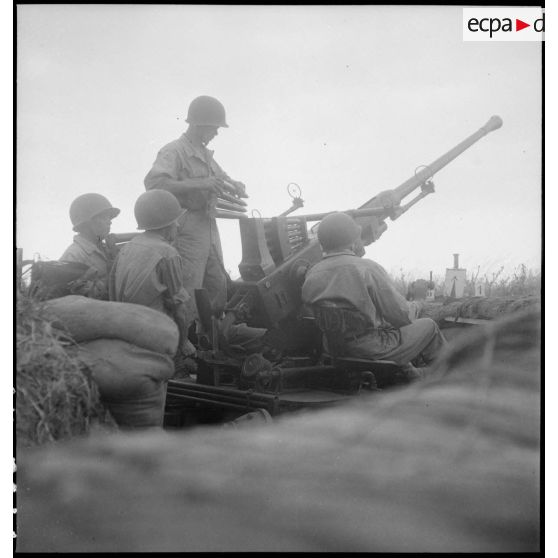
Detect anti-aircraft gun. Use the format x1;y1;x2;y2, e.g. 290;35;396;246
164;115;504;427
222;116;503;335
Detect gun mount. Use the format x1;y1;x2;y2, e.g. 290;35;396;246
227;116;503;332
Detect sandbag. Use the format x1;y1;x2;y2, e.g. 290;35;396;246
76;338;174;400
43;295;179;355
103;386;167;429
75;338;174;428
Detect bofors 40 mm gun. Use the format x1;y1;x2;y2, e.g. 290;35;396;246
163;116;504;426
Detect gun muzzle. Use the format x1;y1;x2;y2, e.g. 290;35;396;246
483;115;503;133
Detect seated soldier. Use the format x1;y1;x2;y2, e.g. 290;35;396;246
60;193;120;299
109;189;195;359
301;212;446;378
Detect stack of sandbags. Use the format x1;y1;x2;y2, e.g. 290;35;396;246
43;295;179;428
16;292;117;446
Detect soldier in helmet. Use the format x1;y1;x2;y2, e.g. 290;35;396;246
301;212;446;378
60;193;121;299
144;95;266;353
144;95;245;314
109;189;195;357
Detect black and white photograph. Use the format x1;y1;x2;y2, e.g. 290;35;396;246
14;4;543;553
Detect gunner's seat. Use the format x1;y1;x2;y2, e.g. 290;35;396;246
310;301;402;388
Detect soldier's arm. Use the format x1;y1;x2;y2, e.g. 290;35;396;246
144;148;222;195
210;160;248;198
67;267;108;300
157;256;194;353
365;262;413;328
59;243;83;264
59;245;108;299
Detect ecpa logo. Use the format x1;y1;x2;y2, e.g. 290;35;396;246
463;8;544;42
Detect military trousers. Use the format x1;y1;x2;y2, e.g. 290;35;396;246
174;211;228;317
225;322;268;354
174;212;268;352
343;317;447;366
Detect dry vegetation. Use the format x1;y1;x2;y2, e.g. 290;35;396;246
16;292;116;447
392;263;541;298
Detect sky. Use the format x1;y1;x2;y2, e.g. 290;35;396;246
16;4;542;282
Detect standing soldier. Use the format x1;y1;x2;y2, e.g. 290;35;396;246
144;95;245;315
60;193;120;299
109;189;195;358
144;95;266;352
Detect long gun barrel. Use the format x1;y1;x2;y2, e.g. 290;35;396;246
292;115;503;242
363;115;503;208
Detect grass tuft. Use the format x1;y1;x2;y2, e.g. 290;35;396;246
16;292;117;446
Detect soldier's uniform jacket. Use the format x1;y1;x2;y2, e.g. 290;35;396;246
109;231;190;319
302;250;415;330
144;133;231;314
302;249;419;354
144;133;229;214
60;234;112;299
301;250;446;364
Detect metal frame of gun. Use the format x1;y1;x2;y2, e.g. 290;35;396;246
278;183;305;217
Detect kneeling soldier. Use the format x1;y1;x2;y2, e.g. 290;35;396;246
109;189;195;358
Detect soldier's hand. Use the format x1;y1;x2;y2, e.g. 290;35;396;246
229;180;248;198
194;177;224;194
408;300;426;320
180;338;197;357
219;179;248;198
352;237;366;258
69;277;106;299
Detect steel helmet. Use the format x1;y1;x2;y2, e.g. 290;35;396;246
134;189;185;230
317;212;362;252
69;193;120;231
186;95;228;128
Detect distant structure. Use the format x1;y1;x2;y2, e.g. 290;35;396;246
426;271;436;301
444;253;466;298
474;282;486;297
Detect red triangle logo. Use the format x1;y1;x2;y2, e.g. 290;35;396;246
516;19;530;31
